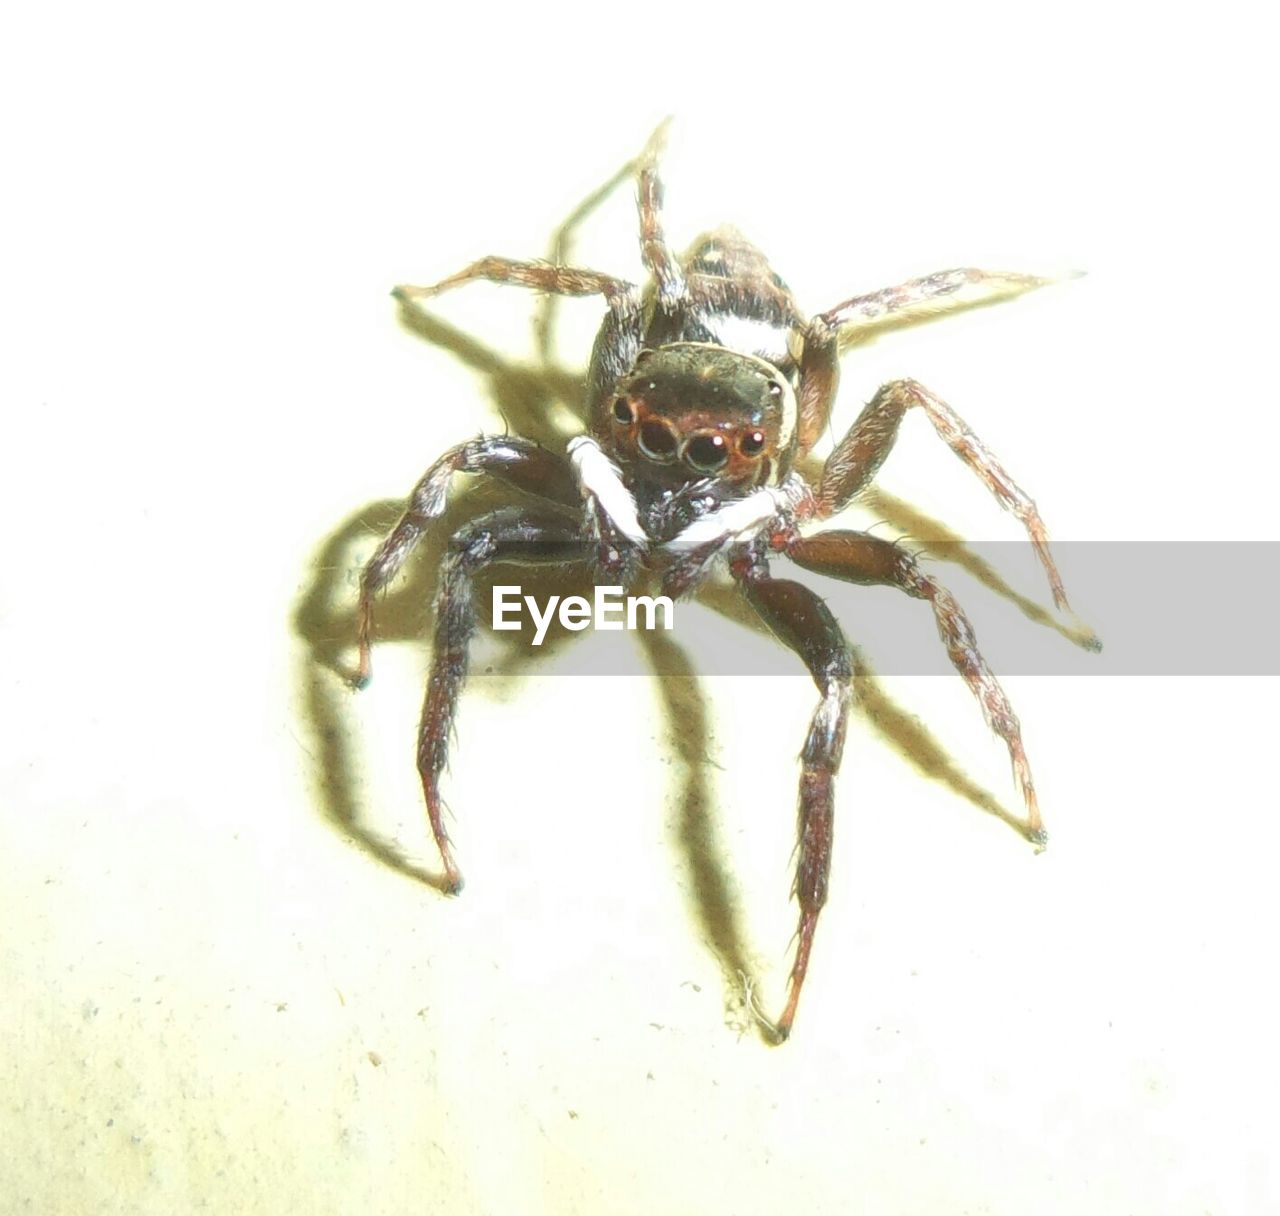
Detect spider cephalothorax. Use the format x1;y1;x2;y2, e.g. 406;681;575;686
608;343;797;485
354;122;1087;1041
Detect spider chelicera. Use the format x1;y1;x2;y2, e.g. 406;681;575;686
354;121;1084;1041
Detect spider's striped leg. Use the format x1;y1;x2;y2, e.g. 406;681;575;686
418;505;586;893
355;438;578;687
794;326;842;456
787;529;1045;847
814;378;1072;612
815;267;1055;339
395;257;635;310
733;546;855;1041
795;268;1059;457
634;117;687;309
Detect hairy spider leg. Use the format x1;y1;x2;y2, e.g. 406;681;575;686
355;437;579;687
814;378;1072;611
787;530;1045;845
635;117;686;310
816;267;1055;339
794;269;1058;453
391;249;649;437
734;548;855;1041
419;506;586;892
395;257;635;309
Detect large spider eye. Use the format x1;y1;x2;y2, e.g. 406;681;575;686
685;433;729;473
740;429;766;457
612;397;634;424
638;418;678;462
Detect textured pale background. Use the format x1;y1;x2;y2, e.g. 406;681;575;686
2;4;1277;1214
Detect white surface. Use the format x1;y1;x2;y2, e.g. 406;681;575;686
2;4;1277;1214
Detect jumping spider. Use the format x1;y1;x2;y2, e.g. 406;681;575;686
354;122;1083;1040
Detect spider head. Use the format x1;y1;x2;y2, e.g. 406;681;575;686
605;343;797;488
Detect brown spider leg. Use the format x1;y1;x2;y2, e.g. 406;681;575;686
795;329;841;455
815;378;1071;611
733;546;855;1041
418;505;587;893
795;269;1059;451
635;117;687;309
395;257;636;309
815;267;1056;338
787;530;1046;847
355;437;579;687
392;254;648;433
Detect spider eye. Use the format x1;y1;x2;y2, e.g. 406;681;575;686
638;418;678;461
740;430;766;457
685;433;729;473
612;397;634;424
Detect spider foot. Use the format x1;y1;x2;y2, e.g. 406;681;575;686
350;634;374;691
769;984;802;1045
391;282;442;305
1025;824;1050;853
768;908;820;1043
434;851;465;896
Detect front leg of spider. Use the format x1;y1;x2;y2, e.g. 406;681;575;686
354;437;580;688
812;374;1074;616
732;545;855;1041
787;529;1047;847
416;505;586;893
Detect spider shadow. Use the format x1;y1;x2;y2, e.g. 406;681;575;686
638;582;1038;1045
637;627;761;1024
293;483;592;895
394;304;586;445
690;584;1036;840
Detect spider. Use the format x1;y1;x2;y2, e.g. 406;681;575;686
354;121;1083;1041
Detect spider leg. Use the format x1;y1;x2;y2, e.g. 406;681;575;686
393;251;648;433
795;327;842;456
418;505;587;893
356;437;578;686
815;267;1056;339
787;529;1045;846
634;117;687;309
396;257;636;308
815;378;1071;611
794;269;1061;452
732;546;855;1041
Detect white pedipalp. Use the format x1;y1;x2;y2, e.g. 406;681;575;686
567;435;649;548
663;473;810;555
